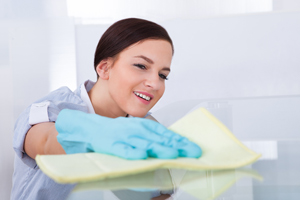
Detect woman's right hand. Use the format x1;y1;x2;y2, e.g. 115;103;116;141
56;109;202;160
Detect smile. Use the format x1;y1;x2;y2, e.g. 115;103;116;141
134;91;152;101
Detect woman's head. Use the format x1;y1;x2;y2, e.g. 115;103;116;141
94;18;174;78
91;18;173;118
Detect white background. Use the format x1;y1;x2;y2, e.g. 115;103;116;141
1;0;300;199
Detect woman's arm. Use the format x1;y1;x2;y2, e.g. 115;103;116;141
24;122;66;159
24;115;157;159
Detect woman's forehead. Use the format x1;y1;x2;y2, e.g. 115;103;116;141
119;39;173;61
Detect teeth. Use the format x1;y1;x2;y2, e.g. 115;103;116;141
134;92;151;101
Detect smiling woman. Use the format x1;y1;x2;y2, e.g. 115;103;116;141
11;18;202;200
90;39;173;118
88;18;174;118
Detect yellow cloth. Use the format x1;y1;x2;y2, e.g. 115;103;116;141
36;107;261;183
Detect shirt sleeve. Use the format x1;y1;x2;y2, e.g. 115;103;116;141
13;87;89;168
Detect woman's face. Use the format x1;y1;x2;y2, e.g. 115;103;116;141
107;39;173;117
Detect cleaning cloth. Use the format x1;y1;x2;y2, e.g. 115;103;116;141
36;107;261;183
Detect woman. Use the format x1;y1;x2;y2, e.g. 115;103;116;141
11;18;202;200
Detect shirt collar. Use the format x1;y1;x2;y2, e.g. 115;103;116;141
80;80;96;114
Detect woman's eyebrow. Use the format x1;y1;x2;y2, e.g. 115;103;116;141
134;55;171;71
162;67;171;72
134;55;154;64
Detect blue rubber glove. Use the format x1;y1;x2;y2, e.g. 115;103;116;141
56;109;202;160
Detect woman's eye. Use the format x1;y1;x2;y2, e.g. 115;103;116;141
134;64;146;70
159;74;168;80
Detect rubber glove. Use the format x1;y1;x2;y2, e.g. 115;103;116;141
56;109;202;160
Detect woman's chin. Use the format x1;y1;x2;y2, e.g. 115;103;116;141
127;110;150;118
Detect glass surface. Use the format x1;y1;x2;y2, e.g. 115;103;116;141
66;96;300;200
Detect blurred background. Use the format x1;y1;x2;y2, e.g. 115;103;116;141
1;0;300;199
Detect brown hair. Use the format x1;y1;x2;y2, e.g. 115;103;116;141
94;18;174;78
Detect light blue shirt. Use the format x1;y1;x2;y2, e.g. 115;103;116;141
11;80;96;200
11;80;159;200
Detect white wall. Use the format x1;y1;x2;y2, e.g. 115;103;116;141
157;11;300;111
11;19;77;119
75;11;300;112
0;68;14;200
0;1;75;199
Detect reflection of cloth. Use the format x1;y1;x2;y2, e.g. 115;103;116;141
111;169;186;199
68;169;261;200
113;189;152;199
12;80;152;200
168;169;187;198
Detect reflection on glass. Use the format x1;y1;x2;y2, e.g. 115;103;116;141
70;168;262;200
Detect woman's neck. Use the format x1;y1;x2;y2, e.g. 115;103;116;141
88;81;127;118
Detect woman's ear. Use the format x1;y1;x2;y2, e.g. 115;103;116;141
96;58;113;80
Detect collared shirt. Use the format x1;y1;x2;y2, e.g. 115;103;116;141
11;80;158;200
11;81;96;200
79;80;96;114
12;80;115;200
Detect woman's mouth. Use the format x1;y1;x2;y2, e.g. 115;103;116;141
134;91;152;101
133;91;153;104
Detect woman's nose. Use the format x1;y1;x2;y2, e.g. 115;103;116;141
144;73;162;90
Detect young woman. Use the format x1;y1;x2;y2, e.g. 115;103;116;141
11;18;202;200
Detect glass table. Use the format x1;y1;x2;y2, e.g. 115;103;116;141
66;96;300;200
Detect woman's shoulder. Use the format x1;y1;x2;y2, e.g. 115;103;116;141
33;86;83;105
